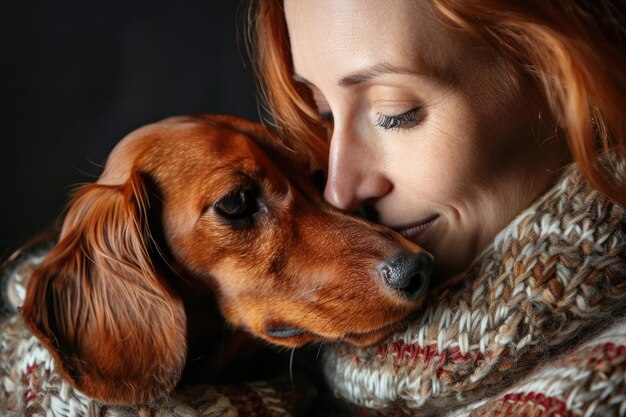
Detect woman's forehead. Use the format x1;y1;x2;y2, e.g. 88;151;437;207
284;0;468;87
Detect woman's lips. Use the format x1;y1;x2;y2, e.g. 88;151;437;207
395;214;439;241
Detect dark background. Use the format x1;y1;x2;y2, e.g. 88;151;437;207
1;1;259;259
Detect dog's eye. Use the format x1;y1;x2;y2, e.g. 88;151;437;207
214;186;258;226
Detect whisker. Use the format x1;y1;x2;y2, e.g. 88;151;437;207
298;285;341;323
289;347;295;388
316;341;324;360
303;292;344;329
317;293;361;335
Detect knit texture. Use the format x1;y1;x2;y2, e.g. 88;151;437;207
323;165;626;416
0;246;303;416
0;311;301;417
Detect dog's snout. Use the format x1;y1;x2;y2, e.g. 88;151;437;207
378;251;433;300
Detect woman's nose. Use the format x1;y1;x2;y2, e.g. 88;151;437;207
323;127;392;212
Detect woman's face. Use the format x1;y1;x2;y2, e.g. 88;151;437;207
285;0;567;281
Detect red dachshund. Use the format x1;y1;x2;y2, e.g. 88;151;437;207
21;115;432;404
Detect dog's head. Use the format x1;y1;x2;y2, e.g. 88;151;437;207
21;115;432;404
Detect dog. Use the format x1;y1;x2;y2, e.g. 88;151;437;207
20;114;433;405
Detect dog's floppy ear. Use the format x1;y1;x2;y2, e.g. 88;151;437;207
21;173;187;404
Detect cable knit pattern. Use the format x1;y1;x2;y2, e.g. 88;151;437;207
323;165;626;416
445;319;626;417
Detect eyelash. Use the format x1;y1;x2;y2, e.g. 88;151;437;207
375;108;421;130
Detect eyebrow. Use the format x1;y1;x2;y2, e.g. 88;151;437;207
293;62;416;88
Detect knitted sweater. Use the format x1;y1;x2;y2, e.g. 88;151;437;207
323;165;626;416
1;165;625;416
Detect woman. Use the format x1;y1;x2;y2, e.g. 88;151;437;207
248;0;626;415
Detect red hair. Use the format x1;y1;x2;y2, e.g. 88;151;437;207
247;0;626;205
245;0;328;172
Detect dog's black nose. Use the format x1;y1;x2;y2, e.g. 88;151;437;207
378;251;433;300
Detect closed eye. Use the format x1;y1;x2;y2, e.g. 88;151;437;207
375;107;422;130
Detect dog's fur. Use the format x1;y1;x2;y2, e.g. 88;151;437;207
20;115;431;405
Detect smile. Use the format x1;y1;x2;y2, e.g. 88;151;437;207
396;214;439;241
